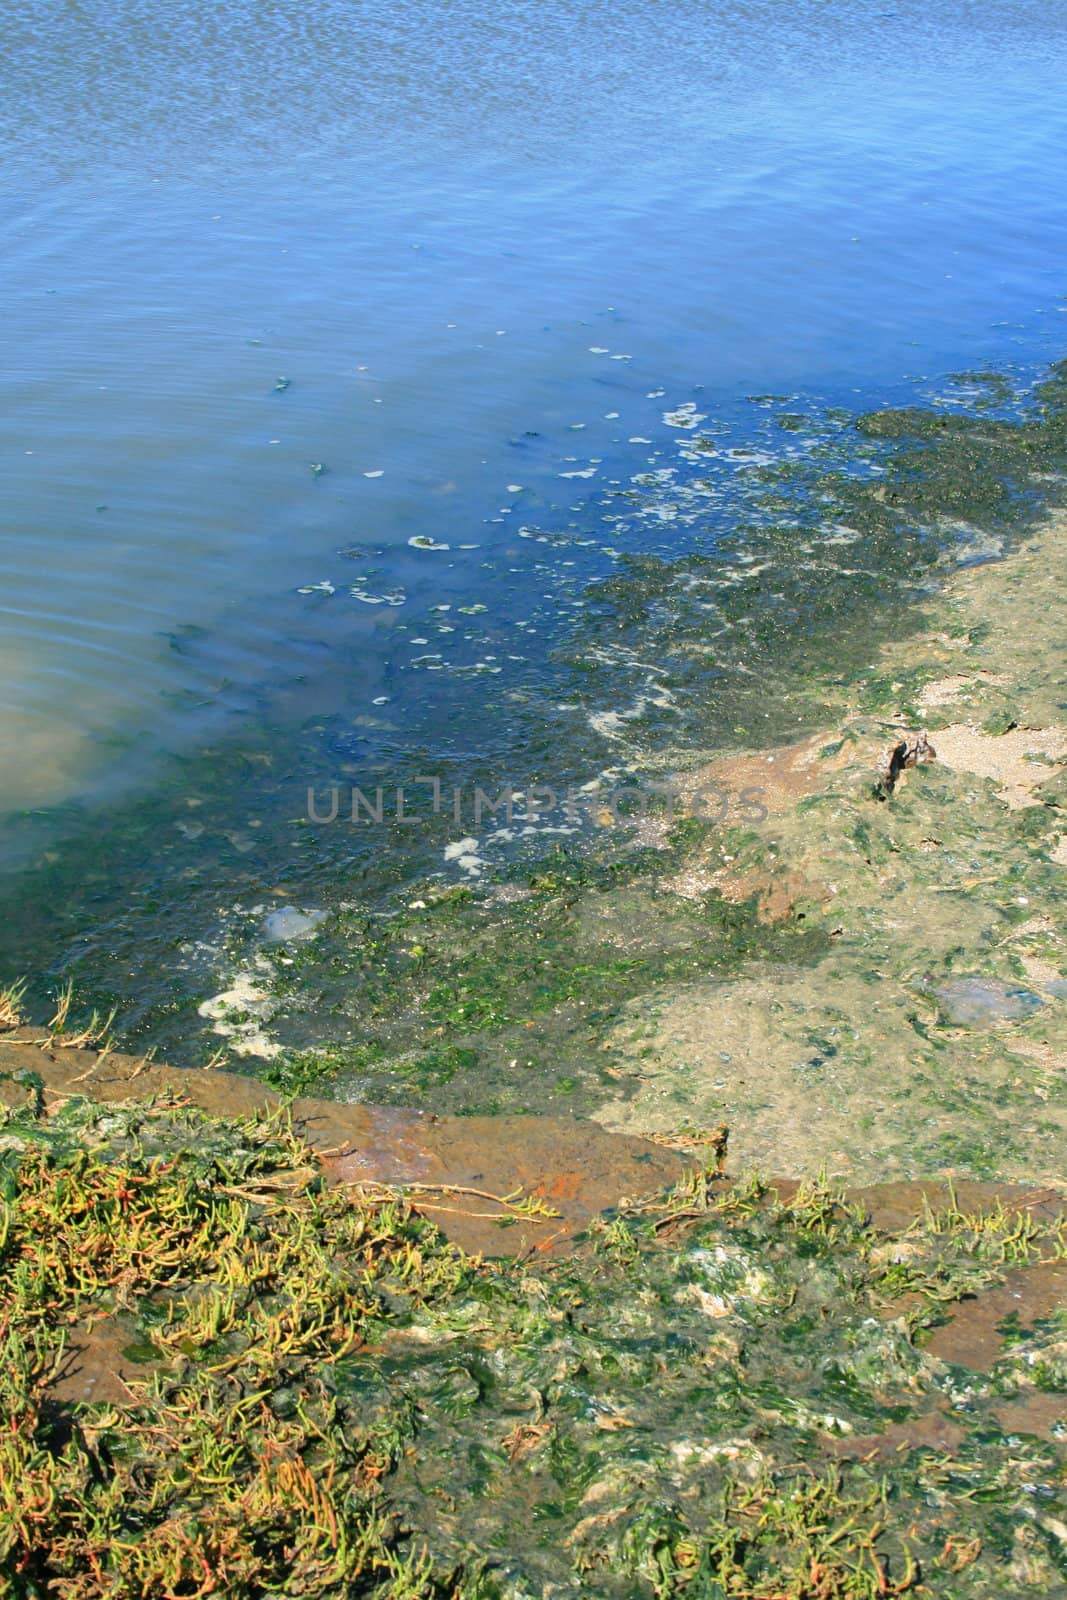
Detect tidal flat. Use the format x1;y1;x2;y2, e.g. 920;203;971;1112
1;369;1066;1594
593;500;1067;1187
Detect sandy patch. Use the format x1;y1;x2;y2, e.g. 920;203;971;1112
917;671;1006;711
1010;1037;1067;1075
594;969;919;1178
931;723;1066;809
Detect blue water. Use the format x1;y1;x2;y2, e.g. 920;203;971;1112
2;0;1067;823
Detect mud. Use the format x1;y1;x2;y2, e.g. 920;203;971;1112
827;1409;966;1459
0;1033;683;1257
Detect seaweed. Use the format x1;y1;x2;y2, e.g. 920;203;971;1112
2;1097;1065;1596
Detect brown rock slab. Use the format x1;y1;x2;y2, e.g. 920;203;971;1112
0;1035;684;1257
925;1260;1067;1373
826;1409;966;1460
846;1179;1067;1233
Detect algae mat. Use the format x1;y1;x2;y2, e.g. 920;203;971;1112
1;1083;1066;1597
593;509;1067;1188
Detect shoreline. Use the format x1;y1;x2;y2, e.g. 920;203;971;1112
2;512;1064;1195
591;507;1066;1186
5;356;1067;1087
1;507;1064;1599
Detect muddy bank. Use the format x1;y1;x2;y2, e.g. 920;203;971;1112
0;1032;682;1257
8;1027;1066;1263
3;368;1066;1597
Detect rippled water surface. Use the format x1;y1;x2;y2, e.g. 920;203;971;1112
4;0;1067;809
2;2;1067;1041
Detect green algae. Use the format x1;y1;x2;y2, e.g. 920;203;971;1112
567;356;1067;760
2;1095;1066;1596
2;354;1066;1156
257;840;830;1116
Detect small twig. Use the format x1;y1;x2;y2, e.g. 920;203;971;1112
401;1201;542;1221
68;1055;108;1085
350;1179;561;1222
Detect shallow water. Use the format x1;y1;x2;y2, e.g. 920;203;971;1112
3;1;1067;1043
4;0;1067;806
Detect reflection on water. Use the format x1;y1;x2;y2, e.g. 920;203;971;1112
2;0;1067;819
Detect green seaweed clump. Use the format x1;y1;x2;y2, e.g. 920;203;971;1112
2;1094;1066;1596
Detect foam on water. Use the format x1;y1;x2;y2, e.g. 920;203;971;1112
3;1;1067;824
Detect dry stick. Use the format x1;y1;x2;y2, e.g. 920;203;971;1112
217;1172;320;1202
399;1201;544;1221
642;1121;730;1164
350;1180;561;1222
409;1182;559;1210
68;1049;113;1085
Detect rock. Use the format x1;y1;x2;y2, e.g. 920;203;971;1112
0;1038;685;1259
875;729;936;797
261;905;328;943
929;975;1044;1028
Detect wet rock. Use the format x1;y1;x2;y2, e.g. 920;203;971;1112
848;1178;1066;1232
261;905;328;943
0;1039;684;1259
926;1260;1067;1372
875;729;936;797
927;975;1044;1028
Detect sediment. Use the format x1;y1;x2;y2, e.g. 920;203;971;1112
1;406;1065;1598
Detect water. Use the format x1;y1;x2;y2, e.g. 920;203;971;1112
2;0;1067;1044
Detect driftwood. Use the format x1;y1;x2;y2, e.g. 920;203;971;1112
875;730;936;798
